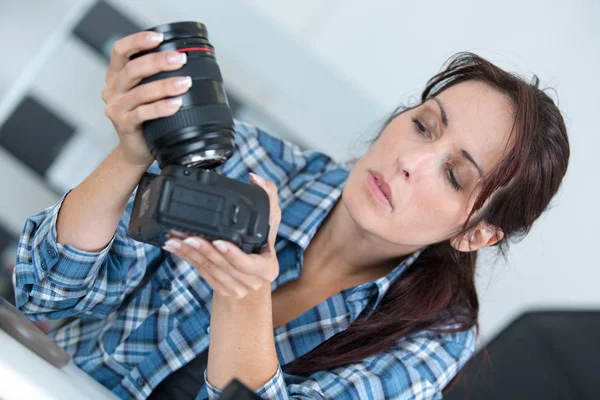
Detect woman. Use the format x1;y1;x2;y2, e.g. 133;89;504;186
13;30;569;399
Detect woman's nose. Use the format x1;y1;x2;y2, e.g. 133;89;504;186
395;149;439;182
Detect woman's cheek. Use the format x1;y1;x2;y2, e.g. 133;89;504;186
408;192;461;240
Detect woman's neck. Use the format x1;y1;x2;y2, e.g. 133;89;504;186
302;199;420;283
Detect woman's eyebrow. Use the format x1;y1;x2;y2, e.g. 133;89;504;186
461;150;483;178
432;97;448;127
429;97;482;177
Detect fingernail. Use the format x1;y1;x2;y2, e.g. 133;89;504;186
212;240;228;253
162;245;176;253
164;239;181;250
168;52;187;64
183;237;202;249
147;32;164;42
250;173;264;185
174;76;192;89
168;97;182;108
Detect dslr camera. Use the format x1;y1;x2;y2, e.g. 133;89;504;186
127;22;270;254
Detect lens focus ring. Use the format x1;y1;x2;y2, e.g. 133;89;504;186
131;22;235;168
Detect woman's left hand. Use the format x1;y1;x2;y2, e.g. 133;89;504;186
162;173;281;298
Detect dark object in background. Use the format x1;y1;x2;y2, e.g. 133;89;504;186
445;310;600;400
73;0;141;60
0;266;14;305
147;347;209;400
0;224;14;256
219;379;262;400
147;347;260;400
127;22;270;254
0;223;16;301
0;297;70;368
0;96;75;179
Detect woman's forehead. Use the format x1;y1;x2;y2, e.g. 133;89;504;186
434;81;515;174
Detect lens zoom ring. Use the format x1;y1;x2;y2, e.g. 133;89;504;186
144;104;233;145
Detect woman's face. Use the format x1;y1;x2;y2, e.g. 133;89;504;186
343;80;515;247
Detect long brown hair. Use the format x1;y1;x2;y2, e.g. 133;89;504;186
284;52;570;376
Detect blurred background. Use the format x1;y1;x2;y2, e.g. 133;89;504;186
0;0;599;396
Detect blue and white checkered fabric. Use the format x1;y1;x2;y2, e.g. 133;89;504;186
14;120;476;399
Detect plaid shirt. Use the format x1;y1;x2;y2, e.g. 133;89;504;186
14;120;476;399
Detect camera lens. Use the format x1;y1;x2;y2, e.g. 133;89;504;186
130;22;234;169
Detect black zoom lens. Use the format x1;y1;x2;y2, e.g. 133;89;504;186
130;22;234;169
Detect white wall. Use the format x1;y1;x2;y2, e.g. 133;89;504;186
245;0;600;343
1;0;598;345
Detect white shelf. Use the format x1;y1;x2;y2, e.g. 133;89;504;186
0;0;96;128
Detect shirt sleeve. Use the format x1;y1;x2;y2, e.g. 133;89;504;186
202;327;476;400
13;119;317;322
13;162;162;321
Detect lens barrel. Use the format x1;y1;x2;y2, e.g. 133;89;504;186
130;22;234;169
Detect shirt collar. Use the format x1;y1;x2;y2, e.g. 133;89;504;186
277;163;425;310
277;165;350;250
345;247;425;310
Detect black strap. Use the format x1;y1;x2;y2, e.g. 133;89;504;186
148;348;210;400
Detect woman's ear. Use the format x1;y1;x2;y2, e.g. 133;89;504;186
450;223;504;252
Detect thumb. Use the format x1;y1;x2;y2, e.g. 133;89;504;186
249;173;281;245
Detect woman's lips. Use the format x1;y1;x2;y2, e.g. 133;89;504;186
367;170;393;209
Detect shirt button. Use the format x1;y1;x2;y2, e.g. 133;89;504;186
40;259;47;271
46;247;57;258
206;325;210;334
160;279;172;291
135;377;144;387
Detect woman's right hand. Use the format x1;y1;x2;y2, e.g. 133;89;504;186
102;31;193;168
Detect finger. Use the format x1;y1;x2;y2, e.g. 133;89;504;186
181;237;258;297
119;96;184;129
165;239;238;297
163;239;229;296
113;50;188;95
211;240;271;289
189;258;232;297
249;173;281;226
176;238;251;299
106;31;165;84
163;239;231;296
117;75;192;113
249;173;281;246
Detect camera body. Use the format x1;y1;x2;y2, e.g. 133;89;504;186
129;166;270;254
127;21;270;253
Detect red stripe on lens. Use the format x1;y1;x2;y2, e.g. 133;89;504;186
176;47;215;53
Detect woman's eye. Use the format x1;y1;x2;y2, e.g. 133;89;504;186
412;117;432;138
445;165;462;191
